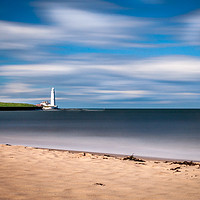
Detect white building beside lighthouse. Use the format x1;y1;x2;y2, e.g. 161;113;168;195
41;87;58;110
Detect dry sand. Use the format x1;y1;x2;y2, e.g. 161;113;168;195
0;144;200;200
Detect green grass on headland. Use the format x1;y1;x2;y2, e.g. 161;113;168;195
0;102;36;107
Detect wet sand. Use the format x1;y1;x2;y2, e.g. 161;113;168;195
0;144;200;200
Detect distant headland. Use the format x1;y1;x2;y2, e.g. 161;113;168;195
0;87;58;111
0;102;41;111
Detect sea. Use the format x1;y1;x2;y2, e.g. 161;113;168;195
0;109;200;161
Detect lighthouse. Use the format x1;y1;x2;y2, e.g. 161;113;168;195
51;87;56;106
40;87;58;110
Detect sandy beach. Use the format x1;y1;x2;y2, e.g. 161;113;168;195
0;144;200;200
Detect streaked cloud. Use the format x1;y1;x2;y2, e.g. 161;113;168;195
1;55;200;107
0;4;153;53
179;10;200;45
1;55;200;80
46;5;151;46
126;56;200;81
2;83;38;93
0;0;199;63
0;63;75;76
0;20;58;50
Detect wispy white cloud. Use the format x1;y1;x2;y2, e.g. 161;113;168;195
179;10;200;45
0;0;199;60
0;97;49;103
125;56;200;81
2;83;37;93
156;10;200;46
91;90;150;100
0;96;69;103
46;5;149;45
93;90;149;95
0;63;75;76
0;20;59;50
0;3;155;53
1;55;200;81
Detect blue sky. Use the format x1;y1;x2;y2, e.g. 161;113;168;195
1;0;200;108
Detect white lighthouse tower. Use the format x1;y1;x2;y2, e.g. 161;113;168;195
51;87;56;106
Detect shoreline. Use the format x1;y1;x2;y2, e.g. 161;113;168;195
0;144;200;200
4;143;200;163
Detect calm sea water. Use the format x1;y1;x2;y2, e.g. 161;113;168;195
0;109;200;160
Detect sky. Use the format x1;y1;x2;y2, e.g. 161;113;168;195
1;0;200;108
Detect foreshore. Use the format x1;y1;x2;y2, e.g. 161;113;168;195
0;144;200;200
